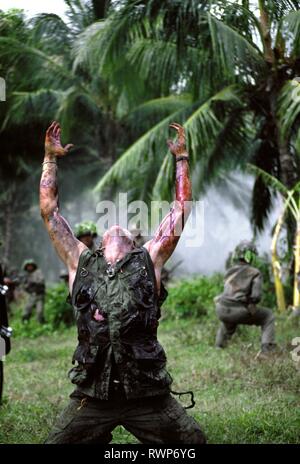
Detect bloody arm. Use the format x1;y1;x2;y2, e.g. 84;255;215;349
144;123;192;270
40;122;86;271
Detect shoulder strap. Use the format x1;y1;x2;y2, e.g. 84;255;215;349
141;246;168;308
71;248;93;301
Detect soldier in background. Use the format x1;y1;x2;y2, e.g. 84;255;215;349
22;259;46;324
130;227;147;248
215;240;277;354
74;221;98;252
59;268;69;284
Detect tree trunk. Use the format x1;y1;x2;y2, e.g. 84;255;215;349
277;138;298;189
2;187;16;265
293;218;300;310
92;0;111;20
271;207;286;311
258;0;275;64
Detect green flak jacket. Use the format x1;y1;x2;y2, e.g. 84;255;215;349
69;246;172;400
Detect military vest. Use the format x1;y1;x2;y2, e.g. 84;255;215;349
216;262;261;306
68;245;172;400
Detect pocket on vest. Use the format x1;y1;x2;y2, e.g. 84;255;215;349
131;342;166;370
68;364;90;386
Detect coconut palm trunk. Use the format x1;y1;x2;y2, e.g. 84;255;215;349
271;208;286;312
293;216;300;310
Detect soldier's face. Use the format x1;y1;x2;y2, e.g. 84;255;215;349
79;235;94;248
103;226;134;250
26;264;35;273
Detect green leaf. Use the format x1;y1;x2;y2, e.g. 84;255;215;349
277;79;300;143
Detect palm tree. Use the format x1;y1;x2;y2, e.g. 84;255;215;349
0;3;118;262
79;0;300;236
249;164;300;311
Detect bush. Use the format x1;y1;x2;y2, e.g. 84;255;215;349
162;274;223;320
45;282;74;329
10;283;74;339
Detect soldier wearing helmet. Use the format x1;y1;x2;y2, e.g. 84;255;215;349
22;259;45;324
214;240;276;354
74;221;98;252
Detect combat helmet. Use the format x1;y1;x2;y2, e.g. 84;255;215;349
232;240;258;265
22;258;37;271
74;221;97;239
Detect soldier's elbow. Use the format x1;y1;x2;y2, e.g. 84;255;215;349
40;205;56;222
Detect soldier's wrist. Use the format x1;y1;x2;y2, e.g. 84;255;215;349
44;152;56;162
175;154;189;162
43;154;57;167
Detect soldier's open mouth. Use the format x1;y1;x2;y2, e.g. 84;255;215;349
93;308;105;322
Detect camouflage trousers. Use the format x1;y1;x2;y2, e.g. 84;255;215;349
23;293;45;324
215;302;275;349
45;390;206;444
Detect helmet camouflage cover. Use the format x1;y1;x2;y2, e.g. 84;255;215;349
232;240;258;264
74;221;98;239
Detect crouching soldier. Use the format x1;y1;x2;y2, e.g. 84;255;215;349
22;259;46;324
215;241;276;354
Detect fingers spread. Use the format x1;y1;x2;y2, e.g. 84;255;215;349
54;122;60;138
169;122;183;131
169;123;185;142
46;121;56;136
64;144;74;153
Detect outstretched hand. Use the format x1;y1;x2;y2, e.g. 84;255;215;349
167;122;188;158
45;121;74;157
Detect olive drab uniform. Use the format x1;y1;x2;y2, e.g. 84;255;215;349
215;262;276;350
23;268;46;323
46;246;205;444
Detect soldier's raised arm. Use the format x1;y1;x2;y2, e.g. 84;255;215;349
144;123;192;286
40;122;86;280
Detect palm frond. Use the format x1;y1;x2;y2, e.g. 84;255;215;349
0;37;74;86
93;103;195;198
153;85;244;200
29;13;72;53
194;110;255;194
126;39;184;93
247;162;300;218
72;20;106;72
277;79;300;144
124;94;192;133
280;10;300;57
1;89;63;130
55;86;102;143
65;0;95;33
247;163;289;196
207;13;266;81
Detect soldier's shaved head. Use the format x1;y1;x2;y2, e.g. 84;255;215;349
102;226;135;249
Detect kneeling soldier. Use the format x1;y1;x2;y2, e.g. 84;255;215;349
40;121;206;444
